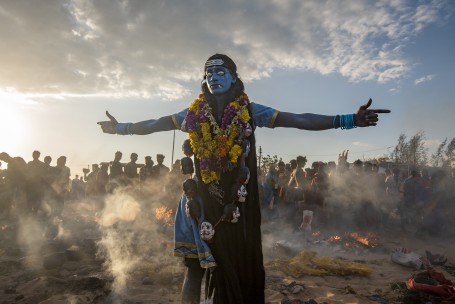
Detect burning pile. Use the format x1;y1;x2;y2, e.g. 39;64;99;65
154;206;174;227
323;231;381;253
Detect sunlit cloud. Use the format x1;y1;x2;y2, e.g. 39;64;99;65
414;74;436;85
0;0;452;100
351;141;375;148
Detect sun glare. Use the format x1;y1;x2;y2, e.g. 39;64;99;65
0;91;29;154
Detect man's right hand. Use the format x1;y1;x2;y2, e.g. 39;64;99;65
97;111;118;134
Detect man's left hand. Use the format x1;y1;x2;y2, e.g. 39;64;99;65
355;99;390;127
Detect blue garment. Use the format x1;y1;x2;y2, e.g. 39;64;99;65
171;102;279;130
174;195;216;269
262;171;277;208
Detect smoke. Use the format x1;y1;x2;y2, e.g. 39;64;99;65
96;178;182;295
262;164;455;261
99;191;141;227
16;215;46;269
98;227;140;294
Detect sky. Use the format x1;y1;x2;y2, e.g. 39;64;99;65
1;0;454;176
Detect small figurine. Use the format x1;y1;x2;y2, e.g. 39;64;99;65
183;179;200;221
182;139;194;157
200;221;215;241
181;156;194;175
222;203;240;223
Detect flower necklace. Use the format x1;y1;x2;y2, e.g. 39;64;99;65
185;93;251;184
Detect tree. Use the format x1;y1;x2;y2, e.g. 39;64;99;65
443;137;455;168
258;154;281;176
391;133;408;163
390;131;428;166
431;138;447;167
429;137;455;168
408;131;428;166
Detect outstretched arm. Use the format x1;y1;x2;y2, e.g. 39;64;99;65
97;111;177;135
274;99;390;130
275;112;334;130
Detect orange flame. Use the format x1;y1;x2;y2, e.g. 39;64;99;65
327;235;342;242
155;206;174;226
312;230;321;237
349;232;374;247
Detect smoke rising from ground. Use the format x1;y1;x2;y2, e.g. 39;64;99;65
95;180;181;295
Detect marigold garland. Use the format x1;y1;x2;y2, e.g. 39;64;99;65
185;94;250;184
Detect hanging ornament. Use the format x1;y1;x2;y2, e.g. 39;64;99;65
237;166;250;185
236;184;248;203
222;203;240;223
181;156;194;175
200;221;215;241
182;139;194;157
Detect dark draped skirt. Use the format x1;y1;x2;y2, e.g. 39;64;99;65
195;131;265;304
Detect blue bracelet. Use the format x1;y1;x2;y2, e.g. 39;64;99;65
116;123;133;135
338;114;356;130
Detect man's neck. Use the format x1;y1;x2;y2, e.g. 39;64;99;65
214;93;231;107
212;94;231;122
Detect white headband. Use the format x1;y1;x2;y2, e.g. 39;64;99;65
205;59;225;67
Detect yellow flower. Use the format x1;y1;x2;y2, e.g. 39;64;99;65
240;108;250;122
229;144;242;163
230;101;240;110
187;94;250;184
228;128;237;144
201;170;219;184
201;123;212;140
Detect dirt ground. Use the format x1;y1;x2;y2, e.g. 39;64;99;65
0;198;454;304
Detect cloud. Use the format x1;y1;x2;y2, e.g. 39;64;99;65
414;74;436;85
351;141;375;148
424;138;443;148
0;0;451;100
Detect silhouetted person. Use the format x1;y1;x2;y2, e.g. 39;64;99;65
165;159;185;211
26;150;46;213
139;156;156;184
0;152;28;216
85;164;100;197
49;156;70;216
97;163;109;196
124;153;139;185
153;154;170;178
71;174;85;199
43;156;53;184
109;151;124;182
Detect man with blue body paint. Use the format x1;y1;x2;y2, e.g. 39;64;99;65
98;54;390;304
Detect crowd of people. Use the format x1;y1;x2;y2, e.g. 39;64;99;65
2;148;454;240
0;150;185;219
258;151;455;238
0;151;71;218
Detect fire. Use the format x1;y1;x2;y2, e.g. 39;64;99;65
312;231;321;237
155;206;174;226
349;232;375;247
327;235;342;242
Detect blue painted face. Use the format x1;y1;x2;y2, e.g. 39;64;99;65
205;66;235;95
